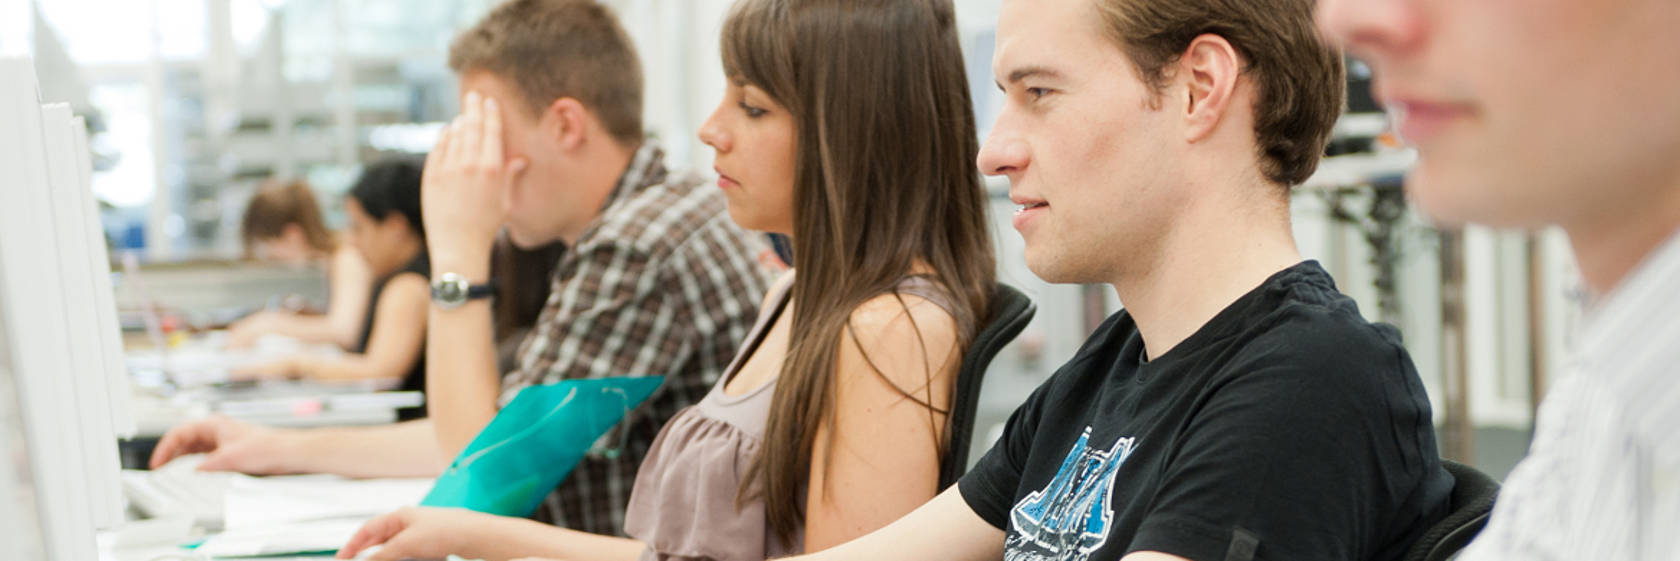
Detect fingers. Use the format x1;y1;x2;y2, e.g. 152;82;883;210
197;428;276;474
506;157;529;185
425;124;453;185
454;91;484;165
196;447;242;473
338;510;408;559
364;541;411;561
481;96;504;165
149;421;216;469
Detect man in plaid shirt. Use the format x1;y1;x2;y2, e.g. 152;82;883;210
148;0;770;538
491;140;772;534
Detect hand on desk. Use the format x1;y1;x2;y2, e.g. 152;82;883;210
227;310;290;349
149;414;306;475
230;356;305;381
337;506;503;561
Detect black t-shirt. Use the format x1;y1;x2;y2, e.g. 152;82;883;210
357;252;430;421
959;262;1452;561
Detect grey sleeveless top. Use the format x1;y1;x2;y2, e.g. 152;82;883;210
623;275;955;561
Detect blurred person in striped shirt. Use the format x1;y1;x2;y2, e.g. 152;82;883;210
1318;0;1680;558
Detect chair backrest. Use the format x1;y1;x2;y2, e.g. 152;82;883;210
1401;459;1500;561
938;283;1036;489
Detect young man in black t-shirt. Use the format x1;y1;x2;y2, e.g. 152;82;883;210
756;0;1456;560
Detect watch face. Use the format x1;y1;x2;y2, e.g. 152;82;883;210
439;281;464;301
434;274;469;304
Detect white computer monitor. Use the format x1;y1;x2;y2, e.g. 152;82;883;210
72;116;138;441
0;56;101;561
42;102;126;530
0;298;49;561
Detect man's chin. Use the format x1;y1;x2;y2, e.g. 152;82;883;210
1407;167;1545;229
506;226;556;249
1024;253;1074;285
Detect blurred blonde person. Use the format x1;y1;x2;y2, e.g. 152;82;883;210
234;159;431;411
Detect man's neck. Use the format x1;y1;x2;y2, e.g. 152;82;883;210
1110;189;1302;361
558;139;640;246
1565;174;1680;297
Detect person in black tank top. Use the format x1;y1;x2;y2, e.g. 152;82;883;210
358;251;430;420
234;158;434;420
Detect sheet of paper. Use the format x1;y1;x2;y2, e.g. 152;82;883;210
223;476;434;529
193;517;366;557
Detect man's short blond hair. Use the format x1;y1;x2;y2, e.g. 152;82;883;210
449;0;644;145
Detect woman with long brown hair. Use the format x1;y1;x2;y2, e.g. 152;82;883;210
337;0;994;559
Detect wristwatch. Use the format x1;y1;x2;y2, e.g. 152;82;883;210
430;272;495;309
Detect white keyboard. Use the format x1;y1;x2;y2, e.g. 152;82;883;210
121;455;234;529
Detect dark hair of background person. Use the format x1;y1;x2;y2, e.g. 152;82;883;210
491;236;567;369
346;157;427;240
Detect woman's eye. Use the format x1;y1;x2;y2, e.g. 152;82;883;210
738;101;767;118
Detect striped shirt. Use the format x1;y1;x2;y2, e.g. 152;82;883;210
501;142;773;537
1459;231;1680;561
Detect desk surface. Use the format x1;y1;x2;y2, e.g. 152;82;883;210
124;333;419;438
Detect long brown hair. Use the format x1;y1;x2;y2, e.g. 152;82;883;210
723;0;996;545
240;178;335;259
491;236;567;342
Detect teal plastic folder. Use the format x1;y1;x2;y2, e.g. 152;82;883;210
420;376;664;517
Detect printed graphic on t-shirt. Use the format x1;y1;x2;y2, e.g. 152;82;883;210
1007;427;1137;561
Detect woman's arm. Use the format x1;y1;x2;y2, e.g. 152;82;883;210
803;293;962;551
225;246;372;348
321;243;375;348
294;273;428;382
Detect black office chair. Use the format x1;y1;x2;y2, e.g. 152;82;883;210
1400;460;1501;561
938;283;1036;490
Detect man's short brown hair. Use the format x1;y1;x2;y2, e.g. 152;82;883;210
449;0;644;145
1095;0;1344;186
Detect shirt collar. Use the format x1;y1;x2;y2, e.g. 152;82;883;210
1576;226;1680;367
598;141;668;214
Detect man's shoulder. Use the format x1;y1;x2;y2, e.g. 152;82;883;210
1239;266;1409;368
1206;293;1423;412
1025;311;1140;407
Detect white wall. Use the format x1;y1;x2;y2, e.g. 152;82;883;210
0;0;27;57
604;0;732;171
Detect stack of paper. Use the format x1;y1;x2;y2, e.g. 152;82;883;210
192;474;433;557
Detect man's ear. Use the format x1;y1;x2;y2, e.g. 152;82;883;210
541;97;591;151
1179;33;1243;143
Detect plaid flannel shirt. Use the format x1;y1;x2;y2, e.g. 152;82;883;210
501;143;772;536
